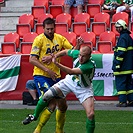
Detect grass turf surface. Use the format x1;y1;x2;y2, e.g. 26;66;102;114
0;109;133;133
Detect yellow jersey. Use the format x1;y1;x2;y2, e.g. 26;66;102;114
30;33;73;78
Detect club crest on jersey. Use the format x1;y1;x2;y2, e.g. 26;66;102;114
32;46;39;52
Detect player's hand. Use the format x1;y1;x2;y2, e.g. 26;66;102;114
76;37;84;46
42;55;52;64
47;69;58;81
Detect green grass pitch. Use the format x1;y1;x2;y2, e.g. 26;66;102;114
0;109;133;133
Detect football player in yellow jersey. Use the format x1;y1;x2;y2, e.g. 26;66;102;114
22;17;83;133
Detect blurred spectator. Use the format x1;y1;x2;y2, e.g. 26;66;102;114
26;80;38;105
116;0;133;21
64;0;84;14
102;0;122;11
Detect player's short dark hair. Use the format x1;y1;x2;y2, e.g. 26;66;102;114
43;17;55;28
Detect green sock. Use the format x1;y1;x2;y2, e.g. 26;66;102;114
33;98;48;119
86;118;95;133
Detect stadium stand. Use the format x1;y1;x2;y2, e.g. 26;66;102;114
1;0;128;101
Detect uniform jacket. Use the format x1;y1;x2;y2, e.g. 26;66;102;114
112;29;133;75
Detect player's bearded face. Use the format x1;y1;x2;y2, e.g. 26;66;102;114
44;24;55;39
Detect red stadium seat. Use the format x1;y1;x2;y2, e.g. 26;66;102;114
88;0;104;5
31;6;46;21
16;14;34;39
33;0;49;11
72;13;90;36
55;23;68;35
20;43;32;54
56;13;72;29
97;42;113;53
93;12;110;28
91;22;107;37
35;23;44;34
19;32;38;54
62;32;77;46
22;32;38;42
3;32;20;48
18;14;34;29
74;13;90;28
37;13;53;23
16;24;31;39
96;31;115;53
112;12;129;26
91;12;110;37
49;5;64;19
48;0;64;19
98;31;116;47
80;32;96;48
1;43;16;54
85;4;102;19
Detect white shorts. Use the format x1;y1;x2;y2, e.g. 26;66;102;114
54;75;94;103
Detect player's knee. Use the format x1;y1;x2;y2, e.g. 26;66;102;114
42;87;57;101
87;111;94;120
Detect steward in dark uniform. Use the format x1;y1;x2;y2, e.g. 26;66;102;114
112;19;133;107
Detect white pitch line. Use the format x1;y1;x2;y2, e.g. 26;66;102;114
1;121;133;125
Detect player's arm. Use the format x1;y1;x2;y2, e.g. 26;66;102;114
53;50;82;75
29;55;50;72
56;61;82;75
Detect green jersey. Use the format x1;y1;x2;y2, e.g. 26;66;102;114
105;0;122;4
123;0;133;5
67;49;95;87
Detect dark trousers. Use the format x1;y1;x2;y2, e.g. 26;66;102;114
115;74;133;103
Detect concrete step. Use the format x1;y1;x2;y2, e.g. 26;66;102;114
1;7;31;13
0;16;18;31
0;12;29;17
5;0;33;7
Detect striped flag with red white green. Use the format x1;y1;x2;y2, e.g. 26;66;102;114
0;55;21;92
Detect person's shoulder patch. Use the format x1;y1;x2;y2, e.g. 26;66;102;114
32;46;39;52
